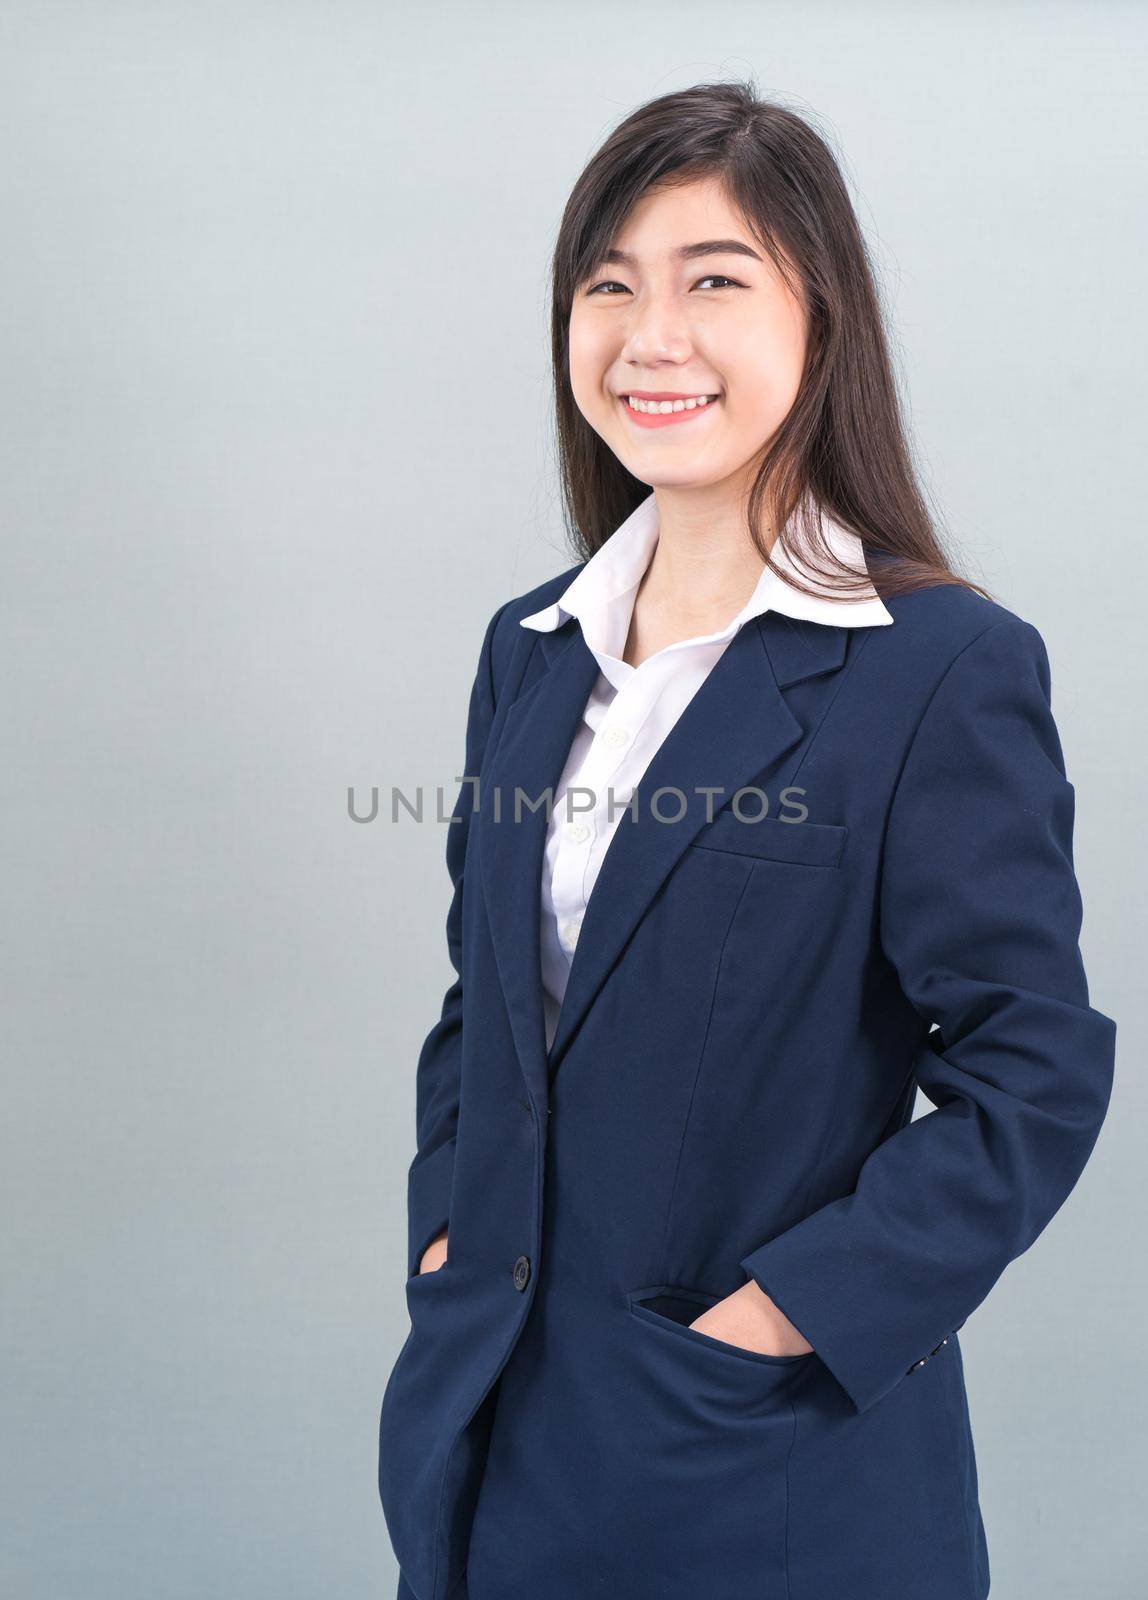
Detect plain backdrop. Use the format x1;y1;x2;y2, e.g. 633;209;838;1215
1;3;1144;1596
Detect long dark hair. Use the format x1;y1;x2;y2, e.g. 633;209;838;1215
549;81;990;602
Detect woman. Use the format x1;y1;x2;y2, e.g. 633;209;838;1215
378;83;1116;1600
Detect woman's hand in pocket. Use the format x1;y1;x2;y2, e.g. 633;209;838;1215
418;1228;449;1275
688;1279;814;1357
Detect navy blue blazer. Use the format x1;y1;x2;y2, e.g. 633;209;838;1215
378;567;1116;1600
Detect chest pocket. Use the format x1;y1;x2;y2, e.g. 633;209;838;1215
688;807;847;868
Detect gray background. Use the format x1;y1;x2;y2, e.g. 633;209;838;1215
2;2;1143;1596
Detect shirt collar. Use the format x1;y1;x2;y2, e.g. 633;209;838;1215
518;490;894;649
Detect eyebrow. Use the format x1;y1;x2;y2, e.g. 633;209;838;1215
598;238;764;267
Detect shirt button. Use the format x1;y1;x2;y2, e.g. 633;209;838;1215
603;725;629;749
513;1255;532;1291
566;821;590;843
560;917;583;949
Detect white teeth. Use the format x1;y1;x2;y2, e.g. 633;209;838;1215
625;394;716;414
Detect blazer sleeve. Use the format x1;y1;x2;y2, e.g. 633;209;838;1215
738;613;1118;1415
405;600;508;1280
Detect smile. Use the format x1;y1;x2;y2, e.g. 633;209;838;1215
619;393;722;430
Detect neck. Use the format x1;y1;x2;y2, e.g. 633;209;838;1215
640;485;776;619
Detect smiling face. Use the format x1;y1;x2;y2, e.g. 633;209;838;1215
568;174;808;495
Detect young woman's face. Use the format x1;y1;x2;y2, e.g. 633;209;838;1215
568;174;807;493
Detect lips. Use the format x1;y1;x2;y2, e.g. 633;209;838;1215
622;392;721;402
618;393;722;430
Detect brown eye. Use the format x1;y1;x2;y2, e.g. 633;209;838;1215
585;275;744;296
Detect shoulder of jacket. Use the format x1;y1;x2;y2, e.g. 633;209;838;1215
876;580;1045;680
868;584;1055;759
482;560;587;695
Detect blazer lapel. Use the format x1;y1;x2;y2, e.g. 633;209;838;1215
479;612;854;1112
478;622;601;1111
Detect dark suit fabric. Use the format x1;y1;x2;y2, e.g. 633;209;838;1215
379;570;1116;1600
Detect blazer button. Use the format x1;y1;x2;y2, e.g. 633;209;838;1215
512;1255;531;1291
907;1334;950;1374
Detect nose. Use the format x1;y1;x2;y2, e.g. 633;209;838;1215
621;296;694;366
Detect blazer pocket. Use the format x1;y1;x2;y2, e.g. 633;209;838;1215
404;1257;454;1301
689;809;847;867
628;1284;815;1370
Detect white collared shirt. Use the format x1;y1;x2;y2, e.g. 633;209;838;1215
519;491;894;1053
